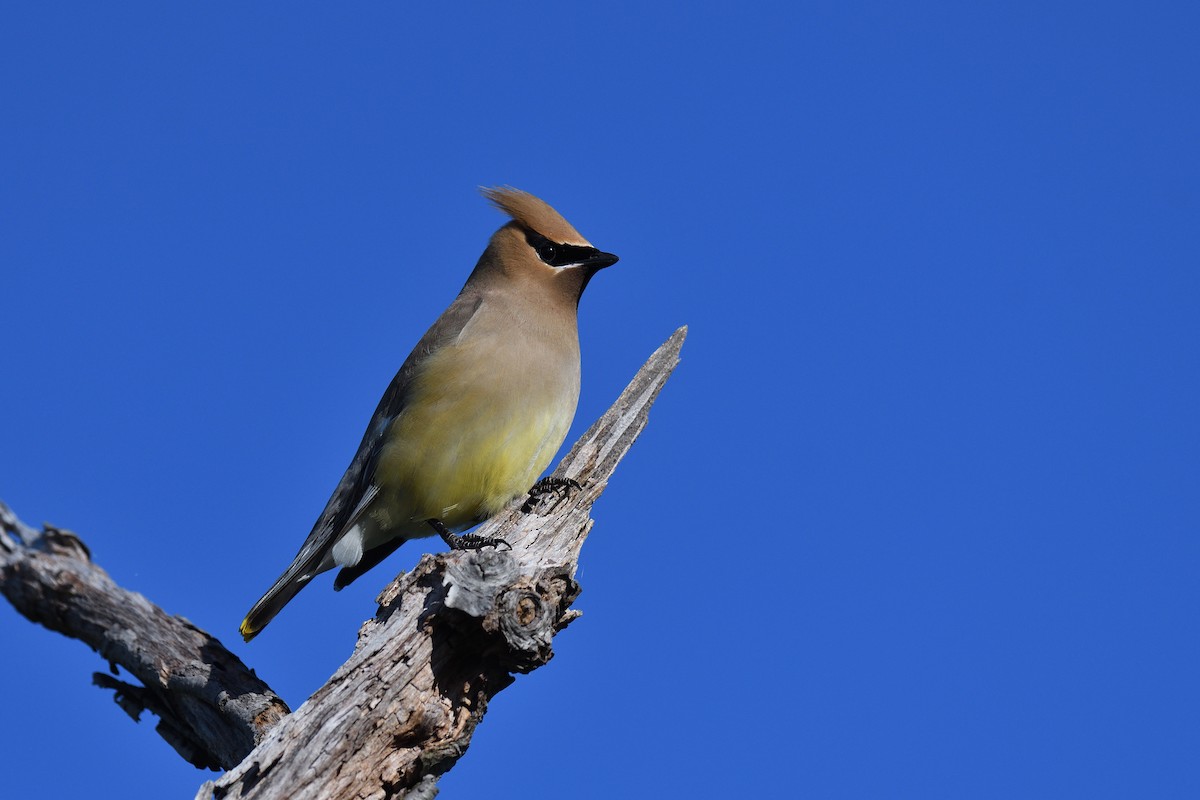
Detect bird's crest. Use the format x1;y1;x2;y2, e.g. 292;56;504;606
481;186;589;245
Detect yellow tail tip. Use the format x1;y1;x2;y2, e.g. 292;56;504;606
239;617;260;643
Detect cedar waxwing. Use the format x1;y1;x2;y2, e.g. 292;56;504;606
239;187;617;641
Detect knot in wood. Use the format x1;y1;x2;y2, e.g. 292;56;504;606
500;587;543;629
516;594;538;626
494;584;554;671
442;550;519;619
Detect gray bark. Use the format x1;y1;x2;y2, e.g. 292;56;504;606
1;326;686;799
0;507;290;769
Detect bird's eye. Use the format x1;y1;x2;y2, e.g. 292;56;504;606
538;243;557;262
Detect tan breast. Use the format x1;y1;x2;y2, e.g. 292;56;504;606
373;296;581;531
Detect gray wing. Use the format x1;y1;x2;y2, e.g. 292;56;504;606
240;288;485;639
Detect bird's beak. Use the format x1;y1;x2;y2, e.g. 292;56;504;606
583;251;619;270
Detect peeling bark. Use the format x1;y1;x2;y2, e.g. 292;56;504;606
0;511;289;769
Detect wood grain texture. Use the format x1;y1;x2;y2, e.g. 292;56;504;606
0;507;290;770
1;326;686;799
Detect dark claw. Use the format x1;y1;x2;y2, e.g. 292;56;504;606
427;519;510;551
522;476;582;514
451;533;512;552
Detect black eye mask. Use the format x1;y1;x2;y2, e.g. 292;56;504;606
525;230;617;269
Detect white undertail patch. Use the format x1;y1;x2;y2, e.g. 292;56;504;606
331;524;365;568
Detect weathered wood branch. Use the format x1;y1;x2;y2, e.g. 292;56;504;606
1;326;686;799
199;326;686;799
0;506;290;769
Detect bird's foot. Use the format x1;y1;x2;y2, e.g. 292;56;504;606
521;476;582;514
427;519;511;551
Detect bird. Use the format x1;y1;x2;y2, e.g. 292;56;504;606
239;187;618;641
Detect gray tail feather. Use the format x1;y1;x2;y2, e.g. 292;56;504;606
240;558;321;641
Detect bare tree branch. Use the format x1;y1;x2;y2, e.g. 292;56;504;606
2;326;686;799
0;506;290;769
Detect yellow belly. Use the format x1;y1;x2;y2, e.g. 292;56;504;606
372;340;577;533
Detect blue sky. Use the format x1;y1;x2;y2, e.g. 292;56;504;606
3;2;1198;798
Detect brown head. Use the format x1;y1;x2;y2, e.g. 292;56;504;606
469;186;619;306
